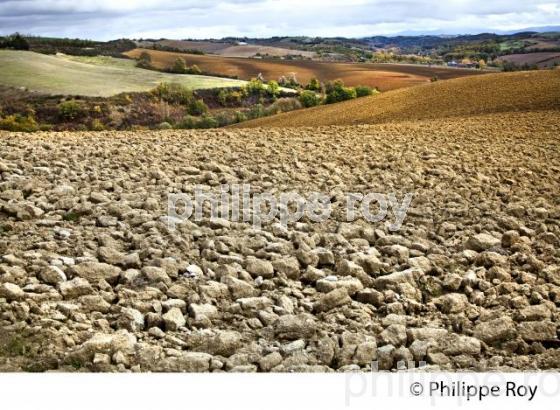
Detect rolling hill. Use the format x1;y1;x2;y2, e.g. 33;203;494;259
0;50;246;97
233;70;560;127
124;48;487;91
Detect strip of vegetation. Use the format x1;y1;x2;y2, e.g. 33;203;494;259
0;74;377;132
0;33;136;57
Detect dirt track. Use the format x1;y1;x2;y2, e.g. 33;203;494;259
1;111;559;372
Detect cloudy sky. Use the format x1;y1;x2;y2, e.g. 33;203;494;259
0;0;559;40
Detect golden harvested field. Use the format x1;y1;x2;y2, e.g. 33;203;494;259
234;70;560;127
125;48;486;91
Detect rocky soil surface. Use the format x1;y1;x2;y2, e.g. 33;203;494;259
0;112;559;372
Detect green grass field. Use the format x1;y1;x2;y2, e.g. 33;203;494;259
0;50;247;96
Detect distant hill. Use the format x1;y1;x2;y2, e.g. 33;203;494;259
234;70;560;127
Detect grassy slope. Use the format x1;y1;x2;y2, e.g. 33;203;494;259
125;48;487;91
0;50;246;97
234;70;560;127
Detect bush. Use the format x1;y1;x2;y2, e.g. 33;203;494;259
152;82;194;105
266;98;302;115
171;58;187;74
299;90;322;107
325;80;357;104
355;85;374;97
218;89;243;106
188;64;202;75
305;78;322;92
278;73;300;89
178;114;218;129
136;51;153;69
267;80;280;98
245;79;266;96
247;103;266;119
0;114;38;132
58;100;84;120
156;121;173;130
187;99;208;116
90;119;105;131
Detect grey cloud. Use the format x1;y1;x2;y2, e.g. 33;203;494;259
0;0;558;39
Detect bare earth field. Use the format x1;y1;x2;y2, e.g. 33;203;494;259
125;48;486;91
235;70;560;127
137;40;316;58
1;110;559;372
498;52;560;69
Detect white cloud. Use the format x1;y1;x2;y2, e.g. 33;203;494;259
0;0;558;39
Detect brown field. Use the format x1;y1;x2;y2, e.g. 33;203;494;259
233;70;560;127
125;48;486;91
137;40;316;58
2;110;560;372
498;52;560;68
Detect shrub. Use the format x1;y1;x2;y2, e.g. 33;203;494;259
299;90;322;107
152;82;194;105
188;64;202;75
305;78;322;92
267;80;280;98
245;79;266;96
90;119;105;131
218;89;244;106
178;114;218;129
234;111;247;123
0;114;38;132
278;73;300;89
266;98;302;115
136;51;153;69
58;100;84;120
171;57;187;74
355;85;374;97
325;80;357;104
197;115;219;129
156;121;173;130
187;99;208;116
247;103;266;119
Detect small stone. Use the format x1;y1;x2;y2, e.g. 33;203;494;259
259;352;283;371
376;345;395;370
356;289;385;307
162;307;186;331
518;321;556;342
0;282;24;301
39;265;67;285
246;258;274;279
274;314;316;340
59;278;93;299
379;324;407;347
314;288;351;313
272;257;300;279
473;317;516;345
433;293;468;314
465;233;500;251
71;262;121;284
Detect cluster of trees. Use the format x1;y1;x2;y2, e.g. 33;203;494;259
0;33;30;50
0;33;136;57
170;58;202;75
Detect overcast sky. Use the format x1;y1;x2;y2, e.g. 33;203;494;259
0;0;559;40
